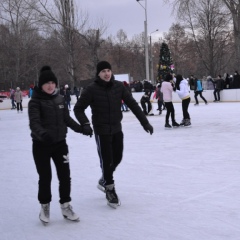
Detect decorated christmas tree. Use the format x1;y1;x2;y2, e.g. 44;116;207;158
157;42;174;81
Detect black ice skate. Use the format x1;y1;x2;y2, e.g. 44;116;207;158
172;121;180;127
97;178;106;193
165;122;172;129
105;184;121;209
179;119;185;126
184;119;191;127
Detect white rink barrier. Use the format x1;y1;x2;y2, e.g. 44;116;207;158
131;89;240;103
1;89;240;110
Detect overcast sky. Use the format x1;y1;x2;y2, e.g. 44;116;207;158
79;0;176;40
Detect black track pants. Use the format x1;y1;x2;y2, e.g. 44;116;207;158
95;131;124;185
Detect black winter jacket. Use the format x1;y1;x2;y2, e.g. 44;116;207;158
28;86;82;145
74;76;150;135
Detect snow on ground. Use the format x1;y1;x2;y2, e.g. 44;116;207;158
0;102;240;240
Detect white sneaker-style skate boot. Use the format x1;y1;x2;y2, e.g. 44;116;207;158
39;203;50;224
61;202;79;221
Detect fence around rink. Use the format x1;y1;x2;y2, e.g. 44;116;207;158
0;89;240;110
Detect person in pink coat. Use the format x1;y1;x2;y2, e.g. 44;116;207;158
160;74;180;129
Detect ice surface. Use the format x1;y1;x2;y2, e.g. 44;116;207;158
0;102;239;240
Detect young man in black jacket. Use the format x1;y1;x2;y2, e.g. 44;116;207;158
74;61;153;208
28;66;83;224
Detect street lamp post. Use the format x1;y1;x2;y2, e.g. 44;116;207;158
150;29;158;84
136;0;149;82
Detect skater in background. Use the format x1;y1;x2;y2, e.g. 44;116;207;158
9;88;16;109
189;75;197;90
223;73;230;89
194;78;208;105
14;87;23;112
28;66;83;224
161;73;180;129
206;76;215;90
121;99;129;112
28;85;34;98
140;89;153;115
175;74;191;127
121;81;131;112
73;86;80;100
213;75;224;102
74;61;153;208
232;70;240;89
64;84;71;110
153;83;164;115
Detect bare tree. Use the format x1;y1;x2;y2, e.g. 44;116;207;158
165;0;240;72
165;0;232;76
80;24;107;79
222;0;240;67
164;23;192;75
0;0;40;87
26;0;90;87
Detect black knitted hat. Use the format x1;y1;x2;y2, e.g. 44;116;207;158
38;66;58;89
96;61;112;76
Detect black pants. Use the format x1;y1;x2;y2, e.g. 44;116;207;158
157;100;163;111
194;91;207;104
95;131;124;186
182;97;191;119
165;102;175;123
213;89;221;101
141;100;152;114
33;140;71;204
16;102;23;111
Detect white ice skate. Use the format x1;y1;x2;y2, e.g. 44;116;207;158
39;203;50;225
61;202;79;222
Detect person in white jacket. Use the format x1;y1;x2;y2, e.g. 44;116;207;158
175;74;191;127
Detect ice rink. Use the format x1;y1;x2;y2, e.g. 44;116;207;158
0;102;239;240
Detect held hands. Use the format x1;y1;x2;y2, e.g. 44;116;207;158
143;123;153;135
82;123;93;137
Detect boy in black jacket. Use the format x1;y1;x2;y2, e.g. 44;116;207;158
74;61;153;208
28;66;83;224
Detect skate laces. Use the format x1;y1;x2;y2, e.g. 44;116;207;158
63;204;75;216
42;204;49;217
106;187;118;201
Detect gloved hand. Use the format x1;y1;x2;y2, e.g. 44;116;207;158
82;124;93;137
42;132;54;144
143;123;153;135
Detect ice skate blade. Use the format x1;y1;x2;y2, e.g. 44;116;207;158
63;215;80;222
39;218;49;226
107;201;121;209
97;184;106;193
41;221;49;226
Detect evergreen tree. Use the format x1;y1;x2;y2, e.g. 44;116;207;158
157;42;173;81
